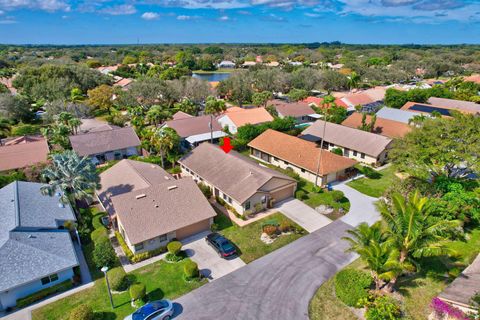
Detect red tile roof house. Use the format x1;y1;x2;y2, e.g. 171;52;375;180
97;159;216;254
248;129;357;186
267;100;317;124
303;96;349;109
341;112;412;139
0;136;50;172
341;87;387;113
217;107;274;134
69;127;141;165
178;143;297;216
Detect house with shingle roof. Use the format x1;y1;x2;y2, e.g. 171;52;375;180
0;136;50;172
300;120;393;166
341;87;387;112
97;159;216;254
69;127;141;165
217;107;273;134
178;143;297;215
267;100;317;124
375;107;420;124
248;129;357;186
0;181;78;311
341;112;412;139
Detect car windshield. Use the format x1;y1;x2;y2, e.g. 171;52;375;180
220;240;235;253
132;301;168;320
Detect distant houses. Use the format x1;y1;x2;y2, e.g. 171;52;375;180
178;143;297;215
218;107;273;134
301;120;393;166
375;107;420;124
0;136;50;172
248;129;357;186
268;100;317;124
341;87;387;112
97;159;216;254
69;127;141;165
401;97;480;116
217;60;235;69
341;112;412;139
0;181;78;311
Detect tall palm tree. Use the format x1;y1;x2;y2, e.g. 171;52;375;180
146;105;170;126
204;96;226;143
347;72;361;91
41;150;100;206
377;190;462;292
408;114;427;127
150;127;180;168
0;118;11;141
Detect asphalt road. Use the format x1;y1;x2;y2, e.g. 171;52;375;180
174;220;357;320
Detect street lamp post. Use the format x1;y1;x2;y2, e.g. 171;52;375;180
101;266;114;309
314;118;327;188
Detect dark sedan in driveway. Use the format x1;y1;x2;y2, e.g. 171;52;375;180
205;232;237;258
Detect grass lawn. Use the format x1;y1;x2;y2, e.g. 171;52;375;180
192;68;234;74
347;165;399;198
308;227;480;320
32;259;206;320
298;178;350;214
214;210;306;264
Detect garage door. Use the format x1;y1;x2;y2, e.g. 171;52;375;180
176;219;211;240
270;185;295;203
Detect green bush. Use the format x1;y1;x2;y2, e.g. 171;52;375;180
198;182;212;199
129;283;146;301
254;203;263;213
330;190;345;202
167;241;182;255
334;269;372;307
108;267;128;291
364;295;401;320
115;232;166;264
92;240;116;269
358;165;381;179
331;148;343;156
0;170;27;188
11;124;41;136
295;189;308;200
183;260;199;280
69;304;94;320
16;280;73;309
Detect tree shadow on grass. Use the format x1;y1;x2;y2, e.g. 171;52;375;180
95;311;116;320
147;288;165;301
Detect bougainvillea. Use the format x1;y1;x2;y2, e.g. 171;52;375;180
430;297;468;320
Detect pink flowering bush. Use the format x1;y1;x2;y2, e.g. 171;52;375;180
431;297;468;320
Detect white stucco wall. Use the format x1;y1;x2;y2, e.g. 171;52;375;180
217;116;238;134
118;219;174;254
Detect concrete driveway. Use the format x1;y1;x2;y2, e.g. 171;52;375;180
334;182;381;226
182;234;246;281
275;198;331;233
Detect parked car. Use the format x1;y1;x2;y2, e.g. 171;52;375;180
124;300;173;320
206;232;237;258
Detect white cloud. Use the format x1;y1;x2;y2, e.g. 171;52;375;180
218;15;229;20
304;12;320;17
141;11;159;20
100;4;136;15
177;14;194;20
0;0;70;12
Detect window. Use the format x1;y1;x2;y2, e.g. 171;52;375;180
228;197;232;204
301;169;305;173
245;201;251;210
361;153;365;159
223;193;228;201
284;160;289;165
159;234;167;242
353;151;357;156
274;157;278;161
41;273;59;285
261;196;266;203
134;243;144;251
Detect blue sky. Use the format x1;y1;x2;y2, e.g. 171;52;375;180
0;0;479;44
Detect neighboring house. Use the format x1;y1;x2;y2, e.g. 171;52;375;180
172;111;194;120
95;65;119;74
0;181;78;311
217;60;235;68
265;61;280;67
341;87;387;112
268;100;316;124
69;127;141;164
427;97;480;115
341;112;412;139
438;253;480;315
241;61;256;68
248;129;357;186
300;120;393;166
0;136;49;172
97;159;216;254
464;74;480;84
160;114;228;149
218;107;274;134
178;143;297;215
303;96;349;109
0;77;17;95
375;107;420;124
78;118;118;134
113;77;133;90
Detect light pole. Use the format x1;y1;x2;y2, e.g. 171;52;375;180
314;118;327;188
101;266;114;309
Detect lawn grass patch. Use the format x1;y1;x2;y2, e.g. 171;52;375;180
347;165;399;198
214;211;306;263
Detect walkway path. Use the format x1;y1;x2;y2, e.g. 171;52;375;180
275;198;332;233
334;182;381;226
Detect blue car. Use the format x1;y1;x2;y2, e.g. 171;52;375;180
124;300;174;320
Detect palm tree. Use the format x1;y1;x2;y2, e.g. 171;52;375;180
343;222;402;291
377;190;462;292
146;105;171;126
70;88;84;103
408;114;427;127
0;118;11;141
347;72;361;91
41;124;71;150
204;96;226;143
41;150;100;206
150;127;180;168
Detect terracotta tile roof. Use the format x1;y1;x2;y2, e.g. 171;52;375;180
164;115;223;138
0;136;49;171
221;107;273;127
113;78;133;88
172;111;194;120
301;120;392;157
342;87;386;107
178;143;295;204
69;127;140;157
248;129;357;175
303;96;348;108
341;112;412;139
268;100;315;117
464;74;480;84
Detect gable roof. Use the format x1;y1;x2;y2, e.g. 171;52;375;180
464;74;480;84
172;111;194;120
268;100;315;117
341;113;412;139
303;96;348;108
220;107;273;127
0;136;49;172
0;181;78;292
178;143;295;204
376;107;420;124
300;120;392;157
69;127;140;157
342;87;386;107
427;97;480;114
164;115;223;138
78;118;118;134
248;129;357;176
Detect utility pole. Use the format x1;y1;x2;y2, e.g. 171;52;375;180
314;119;327;188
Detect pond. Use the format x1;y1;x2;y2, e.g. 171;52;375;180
192;72;231;82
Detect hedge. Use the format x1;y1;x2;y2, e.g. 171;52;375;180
334;269;372;307
17;280;73;309
108;267;128;291
92;240;116;269
184;260;199;280
129;283;146;301
115;232;167;264
167;241;182;255
69;304;94;320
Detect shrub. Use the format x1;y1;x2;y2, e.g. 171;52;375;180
130;246;166;264
295;189;308;200
361;166;381;179
331;148;343;156
365;295;401;320
198;182;212;199
167;241;182;256
16;280;72;309
183;260;199;280
69;304;94;320
254;203;263;213
263;225;278;236
334;269;372;307
215;196;226;206
330;190;345;202
92;240;116;269
279;221;293;233
129;283;146;301
11;124;41;136
108;267;128;291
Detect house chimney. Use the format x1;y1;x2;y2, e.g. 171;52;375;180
136;194;147;199
167;185;177;191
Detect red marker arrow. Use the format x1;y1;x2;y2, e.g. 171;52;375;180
220;137;233;153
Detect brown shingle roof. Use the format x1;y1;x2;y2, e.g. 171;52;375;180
0;136;49;172
427;97;480;114
69;127;140;157
248;129;357;175
164;115;222;138
341;113;412;139
178;143;295;204
221;107;273;127
111;178;216;244
269;101;315;117
172;111;194;120
301;120;392;157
